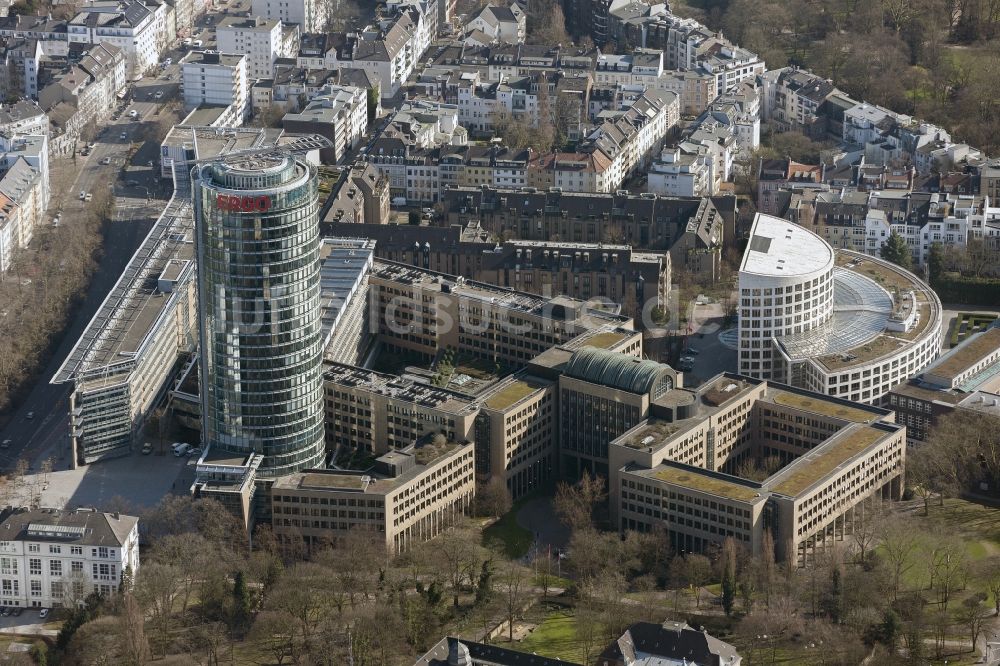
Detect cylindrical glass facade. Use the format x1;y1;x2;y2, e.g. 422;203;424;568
193;155;325;477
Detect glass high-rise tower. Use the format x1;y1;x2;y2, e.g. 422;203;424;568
193;154;325;477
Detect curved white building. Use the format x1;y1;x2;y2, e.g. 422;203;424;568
738;214;941;405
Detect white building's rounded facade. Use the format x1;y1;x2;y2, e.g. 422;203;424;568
738;214;942;405
738;214;836;379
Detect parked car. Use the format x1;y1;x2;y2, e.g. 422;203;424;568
100;156;111;165
85;193;93;202
173;443;190;457
193;39;203;47
25;412;33;420
1;440;11;449
129;109;139;119
79;190;86;200
187;447;203;457
141;442;153;455
11;607;22;616
2;607;11;616
683;347;700;355
155;90;164;99
38;608;49;619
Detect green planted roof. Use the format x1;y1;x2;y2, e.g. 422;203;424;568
564;346;673;395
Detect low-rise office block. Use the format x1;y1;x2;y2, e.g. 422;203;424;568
272;438;475;553
611;374;904;565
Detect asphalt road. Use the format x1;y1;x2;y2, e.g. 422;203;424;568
0;94;172;474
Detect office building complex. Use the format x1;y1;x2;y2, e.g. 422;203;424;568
887;327;1000;442
0;508;140;608
54;128;295;466
272;438;475;553
368;260;635;366
738;213;941;404
552;346;678;478
609;374;905;565
193;153;326;477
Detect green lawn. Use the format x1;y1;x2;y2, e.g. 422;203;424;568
482;499;534;559
514;610;587;663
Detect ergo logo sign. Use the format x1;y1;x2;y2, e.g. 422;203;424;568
217;194;272;213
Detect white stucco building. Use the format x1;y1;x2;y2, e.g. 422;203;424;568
216;16;287;80
67;0;167;76
251;0;326;33
181;51;249;123
0;508;139;608
738;214;941;405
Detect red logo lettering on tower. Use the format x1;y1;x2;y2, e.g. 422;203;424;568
216;194;272;212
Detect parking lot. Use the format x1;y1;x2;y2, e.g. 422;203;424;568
0;608;58;638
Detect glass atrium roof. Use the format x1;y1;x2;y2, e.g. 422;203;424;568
776;268;892;361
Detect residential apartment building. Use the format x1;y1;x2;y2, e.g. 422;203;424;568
887;327;1000;442
252;0;326;33
578;89;678;191
347;7;429;98
467;4;525;43
757;157;825;216
760;67;836;135
738;214;941;405
0;508;139;608
38;43;127;145
648;146;712;197
271;439;475;553
168;0;208;40
0;148;46;272
180;51;249;123
282;84;367;163
67;0;167;76
0;99;47;137
323;161;390;226
216;16;289;80
441;186;736;256
609;374;905;565
0;133;48;272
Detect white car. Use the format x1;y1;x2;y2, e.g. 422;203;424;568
79;191;86;200
193;39;203;47
155;90;164;99
38;608;49;619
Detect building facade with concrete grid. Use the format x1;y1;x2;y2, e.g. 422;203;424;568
271;438;474;553
608;374;905;565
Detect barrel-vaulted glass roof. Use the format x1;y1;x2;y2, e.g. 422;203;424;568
564;346;674;395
